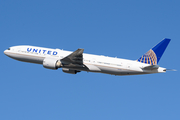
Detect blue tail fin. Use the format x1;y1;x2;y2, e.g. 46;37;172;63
137;38;171;65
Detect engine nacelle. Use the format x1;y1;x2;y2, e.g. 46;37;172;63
62;68;80;74
43;57;62;70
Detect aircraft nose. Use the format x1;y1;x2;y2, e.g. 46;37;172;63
4;50;10;56
4;50;7;55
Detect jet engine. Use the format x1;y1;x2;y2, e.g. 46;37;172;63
43;57;62;70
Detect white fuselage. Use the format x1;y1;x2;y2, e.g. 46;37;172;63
4;45;166;75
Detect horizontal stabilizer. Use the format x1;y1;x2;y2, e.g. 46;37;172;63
141;65;159;70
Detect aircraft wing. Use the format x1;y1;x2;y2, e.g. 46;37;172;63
61;48;84;65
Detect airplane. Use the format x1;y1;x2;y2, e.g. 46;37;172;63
4;38;172;76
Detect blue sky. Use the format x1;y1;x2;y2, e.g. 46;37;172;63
0;0;179;120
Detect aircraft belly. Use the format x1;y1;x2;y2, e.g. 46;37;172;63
97;65;143;75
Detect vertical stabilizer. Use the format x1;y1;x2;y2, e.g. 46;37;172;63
137;38;171;65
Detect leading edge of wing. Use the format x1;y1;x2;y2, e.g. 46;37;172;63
61;48;84;65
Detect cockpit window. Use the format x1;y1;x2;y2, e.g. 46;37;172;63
8;48;10;50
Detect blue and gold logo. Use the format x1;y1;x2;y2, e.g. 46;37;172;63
137;49;157;65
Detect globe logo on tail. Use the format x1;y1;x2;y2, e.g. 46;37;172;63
137;49;157;65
